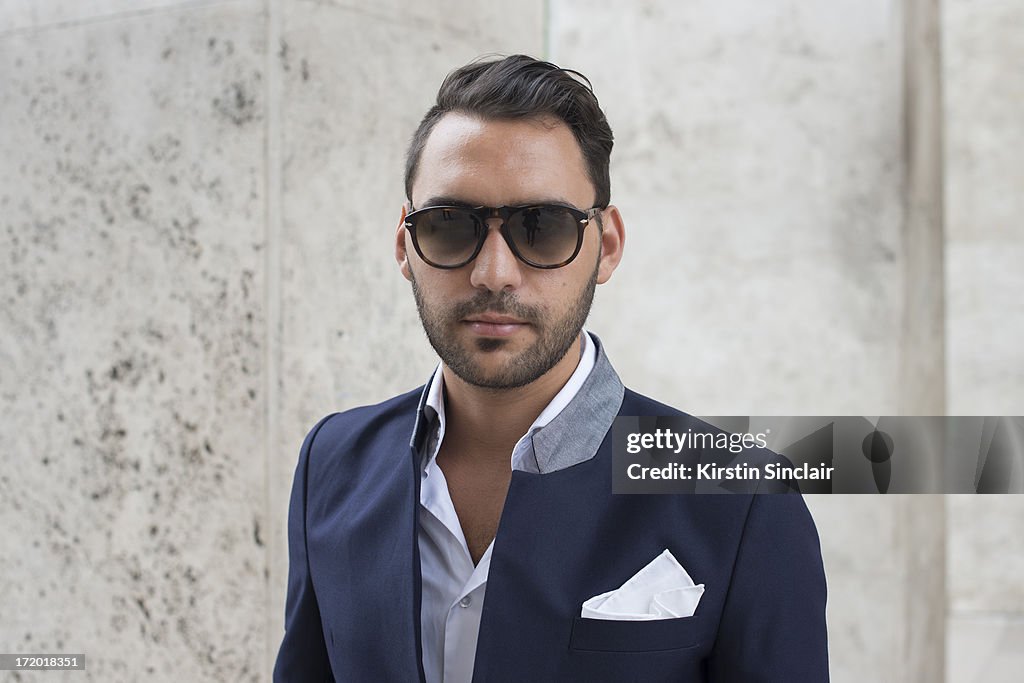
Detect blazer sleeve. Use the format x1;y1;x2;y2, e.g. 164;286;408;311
273;415;336;683
708;493;830;682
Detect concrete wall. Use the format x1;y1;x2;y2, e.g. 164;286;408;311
2;2;269;679
1;0;1020;680
551;2;949;681
943;0;1024;679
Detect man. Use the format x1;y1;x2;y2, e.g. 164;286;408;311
274;55;829;682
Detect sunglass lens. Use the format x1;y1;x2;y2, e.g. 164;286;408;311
414;208;482;267
505;206;580;266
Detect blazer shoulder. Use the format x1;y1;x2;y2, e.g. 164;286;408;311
317;386;423;431
620;387;692;419
302;386;424;466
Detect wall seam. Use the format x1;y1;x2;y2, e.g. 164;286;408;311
263;0;284;676
900;0;947;417
901;1;947;681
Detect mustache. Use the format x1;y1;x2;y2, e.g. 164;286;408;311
449;291;541;323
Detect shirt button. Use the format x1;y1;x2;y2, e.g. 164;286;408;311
458;596;472;608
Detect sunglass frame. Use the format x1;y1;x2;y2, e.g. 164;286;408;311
404;204;601;269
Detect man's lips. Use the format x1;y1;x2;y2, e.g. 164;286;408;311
462;314;531;337
465;313;528;325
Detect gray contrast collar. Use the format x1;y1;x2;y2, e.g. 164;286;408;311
408;334;625;475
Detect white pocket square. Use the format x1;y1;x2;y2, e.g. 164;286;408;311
581;549;705;621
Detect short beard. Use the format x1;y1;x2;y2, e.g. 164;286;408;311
410;261;599;390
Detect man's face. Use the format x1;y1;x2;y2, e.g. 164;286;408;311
396;112;622;390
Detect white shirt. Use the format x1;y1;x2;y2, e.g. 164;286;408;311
417;331;597;683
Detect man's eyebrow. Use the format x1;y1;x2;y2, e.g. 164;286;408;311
418;196;583;209
419;197;477;209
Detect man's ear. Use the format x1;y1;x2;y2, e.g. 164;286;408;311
596;205;625;284
396;204;413;282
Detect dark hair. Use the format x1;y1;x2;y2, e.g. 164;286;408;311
404;54;614;208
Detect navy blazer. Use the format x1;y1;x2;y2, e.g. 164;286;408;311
275;356;829;682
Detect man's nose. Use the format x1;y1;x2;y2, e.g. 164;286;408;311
468;219;523;292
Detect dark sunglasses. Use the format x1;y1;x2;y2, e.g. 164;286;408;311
404;204;602;269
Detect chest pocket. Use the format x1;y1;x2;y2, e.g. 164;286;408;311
569;612;705;653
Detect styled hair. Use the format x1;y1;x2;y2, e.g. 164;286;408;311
404;54;614;208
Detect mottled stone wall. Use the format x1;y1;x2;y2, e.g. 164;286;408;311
1;1;1021;681
1;1;269;680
